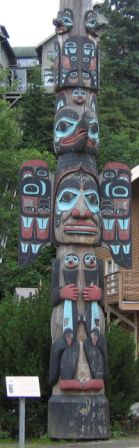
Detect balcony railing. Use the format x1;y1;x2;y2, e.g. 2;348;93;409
104;271;139;310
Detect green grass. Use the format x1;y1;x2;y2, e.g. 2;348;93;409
0;438;68;447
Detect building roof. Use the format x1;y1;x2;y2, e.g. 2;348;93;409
0;25;16;64
13;47;38;58
0;25;9;39
36;33;55;50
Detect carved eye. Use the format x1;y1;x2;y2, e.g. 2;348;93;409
60;191;76;202
104;170;115;179
83;72;89;79
57;189;78;211
55;117;77;141
112;186;128;198
37;169;48;177
57;121;72;133
23;183;39;195
63;17;72;25
85;191;100;213
88;193;99;204
70;71;78;78
86;12;97;28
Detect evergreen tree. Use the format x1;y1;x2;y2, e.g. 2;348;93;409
0;67;56;300
0;288;52;438
106;324;139;421
20;68;55;153
98;0;139;169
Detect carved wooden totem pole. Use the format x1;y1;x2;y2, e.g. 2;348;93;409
19;0;132;440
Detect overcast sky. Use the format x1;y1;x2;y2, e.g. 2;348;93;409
1;0;59;47
1;0;104;48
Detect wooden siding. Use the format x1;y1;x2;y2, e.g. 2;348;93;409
0;44;11;68
42;39;55;71
94;178;139;313
131;180;139;270
105;270;139;311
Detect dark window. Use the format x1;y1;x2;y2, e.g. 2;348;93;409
47;51;54;61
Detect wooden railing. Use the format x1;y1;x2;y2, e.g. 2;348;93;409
104;271;139;310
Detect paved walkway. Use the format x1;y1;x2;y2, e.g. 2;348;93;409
69;438;139;448
0;437;139;448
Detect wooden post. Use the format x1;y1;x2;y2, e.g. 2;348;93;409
18;0;132;440
48;0;110;439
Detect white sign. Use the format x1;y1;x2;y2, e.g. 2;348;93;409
5;376;41;398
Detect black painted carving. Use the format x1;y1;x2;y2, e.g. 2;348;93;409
53;8;74;34
101;162;132;268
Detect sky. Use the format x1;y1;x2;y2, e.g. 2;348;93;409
1;0;104;48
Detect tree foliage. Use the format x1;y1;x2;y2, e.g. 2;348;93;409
0;2;139;436
20;81;55;153
106;324;139;421
98;0;139;169
0;288;52;438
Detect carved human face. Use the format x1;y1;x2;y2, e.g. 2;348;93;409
54;171;100;245
54;106;99;155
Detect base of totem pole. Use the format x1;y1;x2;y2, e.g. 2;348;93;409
48;394;110;439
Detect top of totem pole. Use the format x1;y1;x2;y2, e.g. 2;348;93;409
54;0;94;40
54;0;107;38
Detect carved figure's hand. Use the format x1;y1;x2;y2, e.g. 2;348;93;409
60;284;79;301
83;285;102;302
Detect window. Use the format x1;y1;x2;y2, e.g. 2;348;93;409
105;259;119;294
47;51;54;61
43;69;54;87
105;259;118;276
17;58;39;67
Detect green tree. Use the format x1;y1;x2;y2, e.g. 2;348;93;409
98;0;139;169
106;324;139;421
20;72;55;153
0;287;51;437
0;146;56;300
0;67;56;299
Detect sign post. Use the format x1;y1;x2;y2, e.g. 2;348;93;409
19;398;25;448
6;376;41;448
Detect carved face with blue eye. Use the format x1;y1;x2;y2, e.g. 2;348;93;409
54;106;99;155
84;254;97;269
72;88;87;104
53;9;73;34
54;171;101;245
85;10;98;34
64;253;79;269
57;188;99;214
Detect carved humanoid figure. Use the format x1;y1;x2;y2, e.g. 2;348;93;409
49;157;107;392
19;0;131;440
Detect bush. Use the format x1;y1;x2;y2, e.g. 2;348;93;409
0;282;52;438
106;324;139;422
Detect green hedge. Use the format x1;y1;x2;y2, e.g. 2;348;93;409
0;283;51;438
106;323;139;422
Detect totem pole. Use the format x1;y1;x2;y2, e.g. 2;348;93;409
19;0;132;440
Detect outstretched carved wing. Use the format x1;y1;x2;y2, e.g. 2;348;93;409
19;160;52;267
100;162;132;269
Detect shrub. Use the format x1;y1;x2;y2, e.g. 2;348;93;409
106;323;139;422
0;282;52;438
